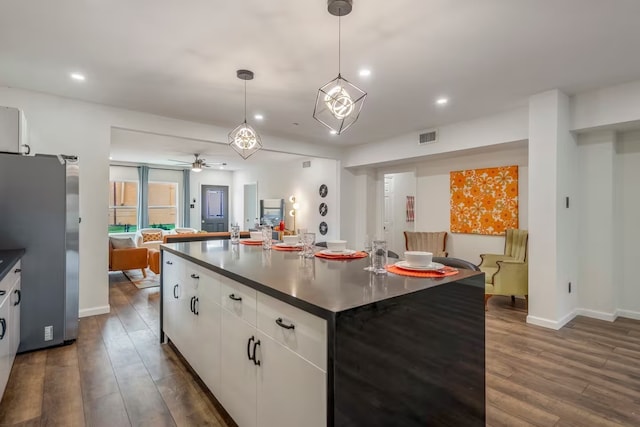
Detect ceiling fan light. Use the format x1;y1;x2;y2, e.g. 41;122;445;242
191;163;202;172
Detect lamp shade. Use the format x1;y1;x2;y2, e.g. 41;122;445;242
313;74;366;134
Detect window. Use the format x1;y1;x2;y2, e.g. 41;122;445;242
109;181;138;233
148;182;178;230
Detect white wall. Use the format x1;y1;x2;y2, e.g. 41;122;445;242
528;90;579;329
572;79;640;131
342;107;528;168
618;132;640;319
0;86;342;317
555;92;580;322
373;144;528;263
576;132;617;319
233;158;340;241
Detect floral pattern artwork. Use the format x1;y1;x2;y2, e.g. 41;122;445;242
450;166;518;235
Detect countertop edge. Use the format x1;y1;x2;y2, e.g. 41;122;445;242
161;245;335;320
0;249;25;282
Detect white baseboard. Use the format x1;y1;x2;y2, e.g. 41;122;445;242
79;305;110;318
526;310;576;330
617;309;640;321
575;308;618;322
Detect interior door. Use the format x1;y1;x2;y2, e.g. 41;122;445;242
383;175;394;250
201;185;228;232
244;183;258;230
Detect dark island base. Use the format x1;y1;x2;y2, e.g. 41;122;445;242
334;275;485;427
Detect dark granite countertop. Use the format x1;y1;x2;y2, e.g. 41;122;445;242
162;241;483;318
0;249;25;282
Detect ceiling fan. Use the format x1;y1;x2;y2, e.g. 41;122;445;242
168;154;227;172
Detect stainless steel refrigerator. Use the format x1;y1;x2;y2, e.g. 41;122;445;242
0;152;79;352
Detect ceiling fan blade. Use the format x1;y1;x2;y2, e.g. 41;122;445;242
168;159;191;164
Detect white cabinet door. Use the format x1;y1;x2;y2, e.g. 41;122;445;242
162;252;184;290
220;309;257;427
9;277;21;363
162;278;181;342
0;296;10;398
256;331;326;427
187;293;222;396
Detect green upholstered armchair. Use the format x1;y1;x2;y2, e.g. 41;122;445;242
479;229;528;310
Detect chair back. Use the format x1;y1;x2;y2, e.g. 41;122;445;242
504;229;528;262
404;231;448;256
433;257;480;271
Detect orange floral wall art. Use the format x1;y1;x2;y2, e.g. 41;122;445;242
450;166;518;235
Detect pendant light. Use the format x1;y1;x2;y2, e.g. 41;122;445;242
313;0;367;135
229;69;262;159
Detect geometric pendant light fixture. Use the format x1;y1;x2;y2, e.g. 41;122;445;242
313;0;367;135
229;69;263;159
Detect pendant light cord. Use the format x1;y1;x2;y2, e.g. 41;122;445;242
244;79;247;123
338;11;341;75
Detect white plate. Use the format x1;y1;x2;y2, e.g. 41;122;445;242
394;261;445;271
320;249;356;256
275;242;302;248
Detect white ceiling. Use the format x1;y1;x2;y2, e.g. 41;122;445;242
2;0;640;150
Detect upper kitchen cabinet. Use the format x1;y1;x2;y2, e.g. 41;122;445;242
0;106;30;155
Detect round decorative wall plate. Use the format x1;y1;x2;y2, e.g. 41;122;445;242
319;203;328;216
319;184;328;198
319;222;328;235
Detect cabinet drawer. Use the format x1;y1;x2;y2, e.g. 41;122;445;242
220;277;257;326
0;260;20;307
162;252;183;284
184;262;220;303
257;293;327;371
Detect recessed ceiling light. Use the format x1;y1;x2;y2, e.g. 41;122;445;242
359;69;371;77
70;73;86;81
109;156;113;160
436;97;448;105
330;130;338;135
254;114;264;120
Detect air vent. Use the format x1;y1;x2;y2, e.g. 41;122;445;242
419;129;438;145
302;160;311;168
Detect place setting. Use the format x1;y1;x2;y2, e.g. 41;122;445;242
315;240;368;260
273;234;303;251
240;230;265;245
385;251;458;278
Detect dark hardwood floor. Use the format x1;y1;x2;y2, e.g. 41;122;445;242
0;273;229;427
0;275;639;426
486;297;640;427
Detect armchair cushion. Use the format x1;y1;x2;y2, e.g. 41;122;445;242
110;237;136;249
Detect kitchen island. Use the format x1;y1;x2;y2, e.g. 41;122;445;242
160;241;485;427
0;249;23;400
